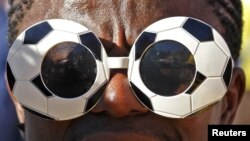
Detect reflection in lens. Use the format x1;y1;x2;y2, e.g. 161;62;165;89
41;42;97;98
140;40;196;96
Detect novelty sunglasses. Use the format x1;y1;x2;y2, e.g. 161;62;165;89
6;17;234;120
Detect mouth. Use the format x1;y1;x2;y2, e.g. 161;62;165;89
63;113;182;141
79;132;161;141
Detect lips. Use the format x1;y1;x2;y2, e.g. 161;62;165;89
63;113;182;141
80;132;160;141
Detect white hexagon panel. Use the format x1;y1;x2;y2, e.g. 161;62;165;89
156;28;199;54
194;42;229;77
48;96;87;120
151;94;191;118
191;77;227;112
8;44;42;81
14;81;48;114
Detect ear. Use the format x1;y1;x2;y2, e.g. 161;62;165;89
220;68;246;124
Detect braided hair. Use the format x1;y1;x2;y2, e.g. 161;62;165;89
208;0;243;60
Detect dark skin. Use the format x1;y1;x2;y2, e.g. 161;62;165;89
12;0;245;141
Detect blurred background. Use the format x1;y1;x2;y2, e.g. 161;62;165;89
234;0;250;124
0;0;24;140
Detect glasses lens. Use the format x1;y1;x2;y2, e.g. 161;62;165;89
140;40;196;96
41;42;97;98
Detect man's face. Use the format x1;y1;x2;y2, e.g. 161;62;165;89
12;0;242;141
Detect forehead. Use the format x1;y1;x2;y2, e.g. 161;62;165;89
12;0;223;44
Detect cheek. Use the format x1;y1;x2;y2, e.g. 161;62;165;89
25;111;71;140
173;105;222;141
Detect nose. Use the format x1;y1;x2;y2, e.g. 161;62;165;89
91;70;149;118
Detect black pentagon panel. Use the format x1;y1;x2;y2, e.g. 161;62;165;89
85;83;107;112
24;22;53;44
186;71;207;94
182;18;213;42
79;32;102;61
130;82;153;110
6;62;16;91
223;59;232;87
135;32;156;60
32;75;53;97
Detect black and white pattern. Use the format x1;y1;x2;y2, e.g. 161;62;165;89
7;19;109;120
128;17;233;118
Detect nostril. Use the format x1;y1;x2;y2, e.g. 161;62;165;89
90;71;149;118
130;109;146;115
